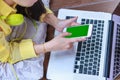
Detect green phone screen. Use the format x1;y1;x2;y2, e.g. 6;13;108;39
65;24;89;38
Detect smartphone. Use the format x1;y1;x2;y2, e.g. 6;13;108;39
64;24;93;38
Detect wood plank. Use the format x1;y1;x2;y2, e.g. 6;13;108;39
72;0;120;13
50;0;113;11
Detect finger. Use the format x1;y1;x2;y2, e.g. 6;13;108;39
65;17;78;27
69;38;86;43
59;32;72;37
73;16;78;22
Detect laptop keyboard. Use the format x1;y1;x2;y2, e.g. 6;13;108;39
66;16;104;76
113;24;120;78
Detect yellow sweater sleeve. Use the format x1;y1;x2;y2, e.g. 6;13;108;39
0;0;17;17
0;32;37;64
40;7;53;22
0;0;37;64
0;0;16;36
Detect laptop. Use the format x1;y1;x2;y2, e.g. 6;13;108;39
46;8;120;80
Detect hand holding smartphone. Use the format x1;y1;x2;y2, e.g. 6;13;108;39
64;24;93;38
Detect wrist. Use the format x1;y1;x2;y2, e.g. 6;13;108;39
43;43;47;53
34;43;50;55
43;43;51;52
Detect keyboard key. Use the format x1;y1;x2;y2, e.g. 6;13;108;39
74;65;79;69
93;70;96;75
84;68;87;74
66;16;75;19
79;65;83;73
94;20;97;24
90;20;93;24
88;71;92;75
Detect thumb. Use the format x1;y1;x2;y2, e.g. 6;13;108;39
71;22;80;26
59;32;71;37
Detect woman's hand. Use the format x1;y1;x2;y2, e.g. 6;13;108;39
44;13;79;32
44;32;86;52
34;32;86;55
55;17;79;32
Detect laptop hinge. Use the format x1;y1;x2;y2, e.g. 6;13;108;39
104;20;114;78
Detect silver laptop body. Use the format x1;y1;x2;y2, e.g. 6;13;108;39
47;8;119;80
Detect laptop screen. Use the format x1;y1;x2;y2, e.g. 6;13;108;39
113;23;120;78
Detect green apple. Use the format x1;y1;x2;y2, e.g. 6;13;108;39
6;14;24;26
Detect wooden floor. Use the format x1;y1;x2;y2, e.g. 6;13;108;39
41;0;120;80
50;0;112;11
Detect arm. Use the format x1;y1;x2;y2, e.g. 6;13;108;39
0;20;46;64
34;32;86;53
43;13;59;29
35;8;85;53
0;19;38;64
43;13;78;32
0;30;37;64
